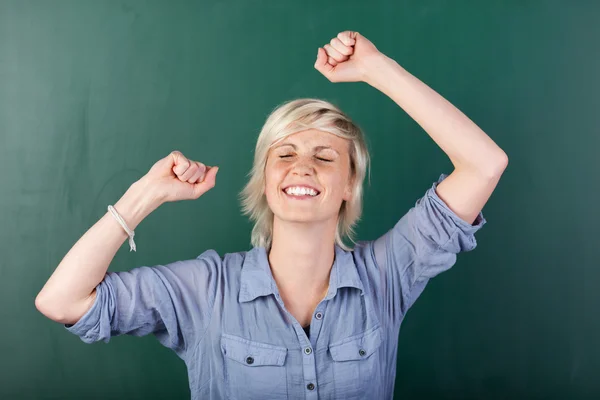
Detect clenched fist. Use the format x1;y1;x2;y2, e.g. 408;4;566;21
314;31;382;83
140;151;219;204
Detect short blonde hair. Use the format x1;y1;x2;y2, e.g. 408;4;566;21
239;98;370;251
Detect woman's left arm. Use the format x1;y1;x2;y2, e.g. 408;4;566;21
315;31;508;225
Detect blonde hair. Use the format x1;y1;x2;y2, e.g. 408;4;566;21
239;98;370;251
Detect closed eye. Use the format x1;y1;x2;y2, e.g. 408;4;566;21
278;155;333;162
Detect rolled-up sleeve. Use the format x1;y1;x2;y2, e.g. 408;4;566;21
65;249;221;357
372;174;486;319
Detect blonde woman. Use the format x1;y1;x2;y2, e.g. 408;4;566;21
36;31;507;399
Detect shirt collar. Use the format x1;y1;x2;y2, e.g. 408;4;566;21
238;244;365;303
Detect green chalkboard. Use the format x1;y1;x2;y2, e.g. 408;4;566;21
1;0;599;399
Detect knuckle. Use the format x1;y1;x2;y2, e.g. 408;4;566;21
338;31;355;45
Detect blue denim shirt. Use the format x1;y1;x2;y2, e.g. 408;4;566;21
66;174;485;399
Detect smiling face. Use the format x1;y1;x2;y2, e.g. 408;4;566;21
264;129;354;224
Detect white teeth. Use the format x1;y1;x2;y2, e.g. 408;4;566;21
284;186;318;197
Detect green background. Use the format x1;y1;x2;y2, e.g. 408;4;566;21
1;1;598;398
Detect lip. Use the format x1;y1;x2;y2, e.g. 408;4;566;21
282;190;320;200
281;184;321;193
281;185;321;200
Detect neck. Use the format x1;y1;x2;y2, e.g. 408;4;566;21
268;217;337;301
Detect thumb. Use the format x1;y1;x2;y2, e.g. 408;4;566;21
191;166;219;199
314;47;334;77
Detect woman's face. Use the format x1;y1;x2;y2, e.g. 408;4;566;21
264;129;353;224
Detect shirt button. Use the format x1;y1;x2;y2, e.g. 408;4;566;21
246;356;254;365
304;347;312;355
307;383;315;391
315;312;323;320
359;349;366;357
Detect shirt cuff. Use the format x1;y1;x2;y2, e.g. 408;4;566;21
426;173;487;251
64;279;109;343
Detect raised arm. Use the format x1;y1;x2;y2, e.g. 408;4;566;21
35;182;160;324
315;31;508;224
35;151;218;325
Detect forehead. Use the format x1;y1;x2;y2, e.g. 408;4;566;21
273;129;349;151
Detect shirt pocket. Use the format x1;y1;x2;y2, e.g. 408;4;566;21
220;333;288;399
328;326;383;399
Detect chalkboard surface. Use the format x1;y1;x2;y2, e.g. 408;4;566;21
1;1;599;398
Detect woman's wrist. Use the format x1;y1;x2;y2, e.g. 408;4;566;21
113;180;162;231
362;54;404;92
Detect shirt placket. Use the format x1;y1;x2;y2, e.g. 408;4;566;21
274;292;322;399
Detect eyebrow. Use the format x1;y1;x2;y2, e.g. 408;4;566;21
273;143;340;154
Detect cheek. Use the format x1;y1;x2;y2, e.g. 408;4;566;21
330;176;348;194
264;166;282;195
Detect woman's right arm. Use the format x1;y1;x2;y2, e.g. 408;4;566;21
35;180;161;325
35;150;219;326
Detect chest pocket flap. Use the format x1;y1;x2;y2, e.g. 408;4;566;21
329;326;383;362
221;333;287;367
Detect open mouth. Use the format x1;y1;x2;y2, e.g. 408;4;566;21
282;187;321;200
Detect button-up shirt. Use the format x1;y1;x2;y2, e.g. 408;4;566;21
66;174;485;399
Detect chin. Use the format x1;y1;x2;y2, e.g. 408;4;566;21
275;209;337;225
277;212;319;223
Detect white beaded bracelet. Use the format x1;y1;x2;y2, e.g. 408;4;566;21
108;205;136;252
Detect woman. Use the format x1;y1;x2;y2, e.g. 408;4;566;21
36;31;507;399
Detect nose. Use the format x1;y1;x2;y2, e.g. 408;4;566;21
291;158;315;176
